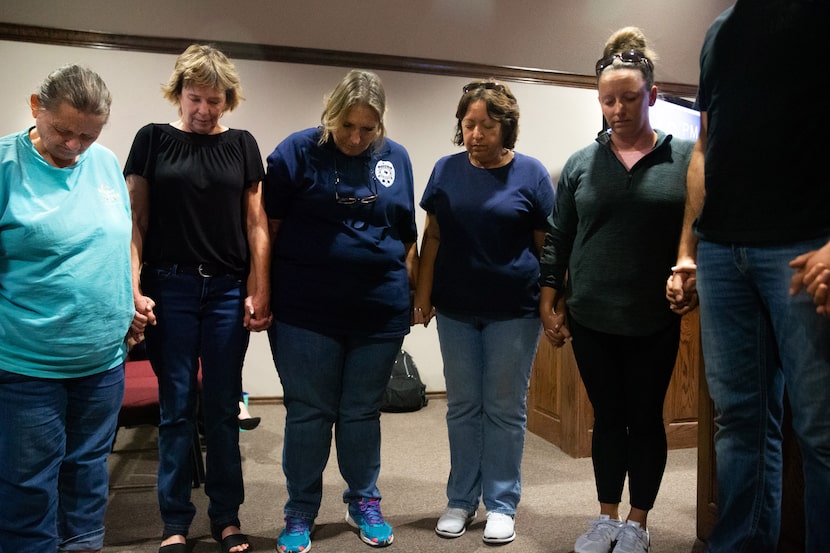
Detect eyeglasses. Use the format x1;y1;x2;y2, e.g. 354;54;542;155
463;81;506;94
334;161;378;206
595;50;654;76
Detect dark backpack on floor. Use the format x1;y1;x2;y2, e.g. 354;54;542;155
380;349;428;413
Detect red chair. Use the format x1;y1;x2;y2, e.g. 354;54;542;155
112;355;205;489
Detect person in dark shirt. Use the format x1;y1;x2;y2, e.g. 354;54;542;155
264;69;418;553
413;78;554;545
125;44;270;553
668;1;830;551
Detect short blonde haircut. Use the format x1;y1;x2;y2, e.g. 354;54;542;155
319;69;386;148
162;44;244;111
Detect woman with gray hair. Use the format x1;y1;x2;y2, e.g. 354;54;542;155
0;64;135;552
264;69;418;552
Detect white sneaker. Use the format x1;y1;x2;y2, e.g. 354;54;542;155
574;514;624;553
435;507;476;538
482;512;515;544
612;521;650;553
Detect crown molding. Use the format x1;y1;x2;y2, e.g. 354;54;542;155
0;22;697;98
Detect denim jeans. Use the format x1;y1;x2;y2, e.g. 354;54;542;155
0;365;124;553
269;321;402;522
435;311;541;515
142;267;249;537
697;238;830;553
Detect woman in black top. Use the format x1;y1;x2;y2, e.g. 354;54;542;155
124;44;270;553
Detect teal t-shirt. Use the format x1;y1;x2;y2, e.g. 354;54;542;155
0;129;134;378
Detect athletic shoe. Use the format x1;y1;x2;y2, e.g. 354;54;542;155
482;512;516;544
574;514;623;553
612;521;650;553
435;507;476;538
277;516;312;553
346;498;394;547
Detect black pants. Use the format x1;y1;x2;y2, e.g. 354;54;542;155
569;316;680;510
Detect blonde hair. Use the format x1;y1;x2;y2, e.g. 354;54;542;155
319;69;386;148
599;27;658;88
162;44;244;111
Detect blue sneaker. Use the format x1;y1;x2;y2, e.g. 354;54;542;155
346;498;394;547
277;516;312;552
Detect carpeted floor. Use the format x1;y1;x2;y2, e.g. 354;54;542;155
105;398;699;553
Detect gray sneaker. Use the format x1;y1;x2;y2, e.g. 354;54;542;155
612;521;650;553
435;507;476;538
574;515;623;553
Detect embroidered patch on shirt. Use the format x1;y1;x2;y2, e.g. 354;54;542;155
375;160;395;188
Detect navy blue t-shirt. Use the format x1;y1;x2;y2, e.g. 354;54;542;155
264;127;417;337
421;151;554;318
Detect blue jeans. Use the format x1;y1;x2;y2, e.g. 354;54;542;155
269;321;402;522
697;239;830;553
142;267;249;537
435;312;541;515
0;365;124;553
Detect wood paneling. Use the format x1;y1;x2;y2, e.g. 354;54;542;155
527;310;701;458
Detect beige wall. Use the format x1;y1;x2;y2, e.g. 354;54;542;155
0;2;730;396
1;0;732;85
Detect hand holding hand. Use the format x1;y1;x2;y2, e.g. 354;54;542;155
666;263;698;315
129;294;157;344
790;243;830;317
244;296;273;332
542;309;571;348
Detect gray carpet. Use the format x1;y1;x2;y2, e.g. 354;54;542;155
105;398;699;553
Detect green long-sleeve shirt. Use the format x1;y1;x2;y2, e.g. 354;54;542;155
540;129;693;336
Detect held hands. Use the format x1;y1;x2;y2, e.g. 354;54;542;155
128;294;157;346
412;291;436;327
666;262;698;315
244;295;273;332
789;242;830;317
542;309;571;348
412;302;436;327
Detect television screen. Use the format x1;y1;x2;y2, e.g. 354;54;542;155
650;95;700;142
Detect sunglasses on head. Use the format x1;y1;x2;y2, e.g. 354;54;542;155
595;50;654;76
462;81;506;94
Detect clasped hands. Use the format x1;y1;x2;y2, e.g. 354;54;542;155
666;263;699;315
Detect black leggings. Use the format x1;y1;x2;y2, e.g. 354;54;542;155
569;316;680;510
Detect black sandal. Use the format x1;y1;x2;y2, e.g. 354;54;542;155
211;524;251;553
